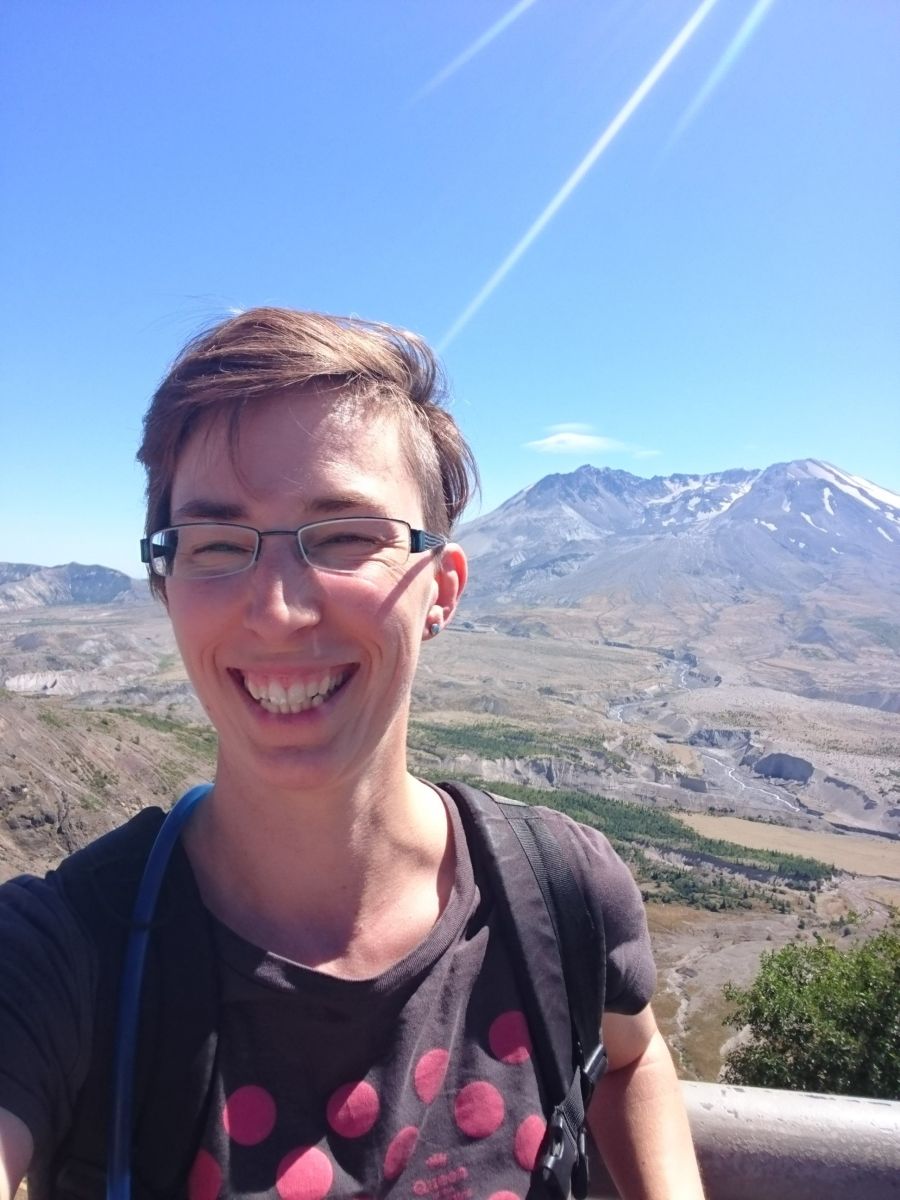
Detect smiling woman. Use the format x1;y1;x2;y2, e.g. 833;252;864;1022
159;386;462;802
0;309;702;1200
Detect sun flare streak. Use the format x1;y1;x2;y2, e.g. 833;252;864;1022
438;0;721;349
414;0;540;102
667;0;778;145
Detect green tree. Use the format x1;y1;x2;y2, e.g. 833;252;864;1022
722;924;900;1099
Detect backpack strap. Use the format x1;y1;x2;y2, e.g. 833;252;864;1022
51;801;219;1199
440;782;607;1200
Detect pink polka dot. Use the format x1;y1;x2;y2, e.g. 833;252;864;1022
488;1011;533;1064
414;1048;450;1103
384;1125;419;1179
454;1081;505;1139
514;1114;547;1171
188;1149;222;1200
326;1080;380;1138
488;1193;521;1200
223;1084;277;1145
276;1146;334;1200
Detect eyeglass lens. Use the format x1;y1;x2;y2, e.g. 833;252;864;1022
149;519;412;578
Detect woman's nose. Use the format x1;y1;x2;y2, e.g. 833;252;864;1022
242;535;322;634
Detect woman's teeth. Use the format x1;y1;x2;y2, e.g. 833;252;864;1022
243;672;344;714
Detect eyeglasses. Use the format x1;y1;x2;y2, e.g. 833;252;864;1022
140;517;446;580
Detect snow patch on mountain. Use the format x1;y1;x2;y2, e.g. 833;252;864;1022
695;482;754;521
801;512;828;533
841;470;900;511
807;461;900;514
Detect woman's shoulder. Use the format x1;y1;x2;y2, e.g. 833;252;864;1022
0;805;170;950
437;784;643;918
529;803;645;914
0;866;84;947
492;797;656;1014
0;806;185;1157
530;804;635;876
0;863;101;1154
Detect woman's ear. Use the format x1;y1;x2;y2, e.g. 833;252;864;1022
426;543;468;634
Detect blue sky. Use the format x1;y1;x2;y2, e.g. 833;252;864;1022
2;0;898;576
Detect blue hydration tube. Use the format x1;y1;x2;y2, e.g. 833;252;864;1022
106;782;213;1200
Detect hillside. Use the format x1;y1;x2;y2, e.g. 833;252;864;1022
0;691;215;880
0;562;139;611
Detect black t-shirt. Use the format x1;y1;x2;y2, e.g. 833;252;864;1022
0;792;655;1199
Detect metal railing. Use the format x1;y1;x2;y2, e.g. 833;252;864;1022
590;1082;900;1199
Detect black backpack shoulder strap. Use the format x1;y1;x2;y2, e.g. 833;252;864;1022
52;806;219;1199
441;782;607;1200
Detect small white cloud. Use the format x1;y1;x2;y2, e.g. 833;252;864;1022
525;432;627;454
547;422;593;434
524;424;659;457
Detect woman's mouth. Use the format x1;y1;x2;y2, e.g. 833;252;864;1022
239;668;352;714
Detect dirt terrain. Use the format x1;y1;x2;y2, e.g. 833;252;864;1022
680;813;900;879
0;692;215;881
645;871;899;1081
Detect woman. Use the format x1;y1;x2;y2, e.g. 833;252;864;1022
0;309;703;1199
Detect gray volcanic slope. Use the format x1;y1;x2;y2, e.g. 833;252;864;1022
459;459;900;612
0;563;136;610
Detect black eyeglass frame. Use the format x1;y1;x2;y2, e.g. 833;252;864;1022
140;517;447;579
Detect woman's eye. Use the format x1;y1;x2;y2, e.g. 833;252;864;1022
323;533;379;546
191;540;247;557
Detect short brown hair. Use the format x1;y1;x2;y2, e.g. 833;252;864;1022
137;307;478;596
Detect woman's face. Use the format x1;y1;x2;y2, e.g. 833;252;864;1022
164;387;464;797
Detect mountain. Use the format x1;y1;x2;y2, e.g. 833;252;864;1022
0;563;137;611
459;460;900;644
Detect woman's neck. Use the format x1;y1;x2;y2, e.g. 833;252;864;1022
181;764;455;976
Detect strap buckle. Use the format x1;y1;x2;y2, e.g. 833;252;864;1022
583;1041;608;1094
572;1127;590;1200
538;1045;608;1200
537;1106;580;1200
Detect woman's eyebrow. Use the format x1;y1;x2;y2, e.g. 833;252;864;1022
170;493;384;523
305;492;384;515
170;499;248;522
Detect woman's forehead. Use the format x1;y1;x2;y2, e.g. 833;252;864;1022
171;389;420;513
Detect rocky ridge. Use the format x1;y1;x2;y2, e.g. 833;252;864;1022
460;458;900;611
0;562;137;611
